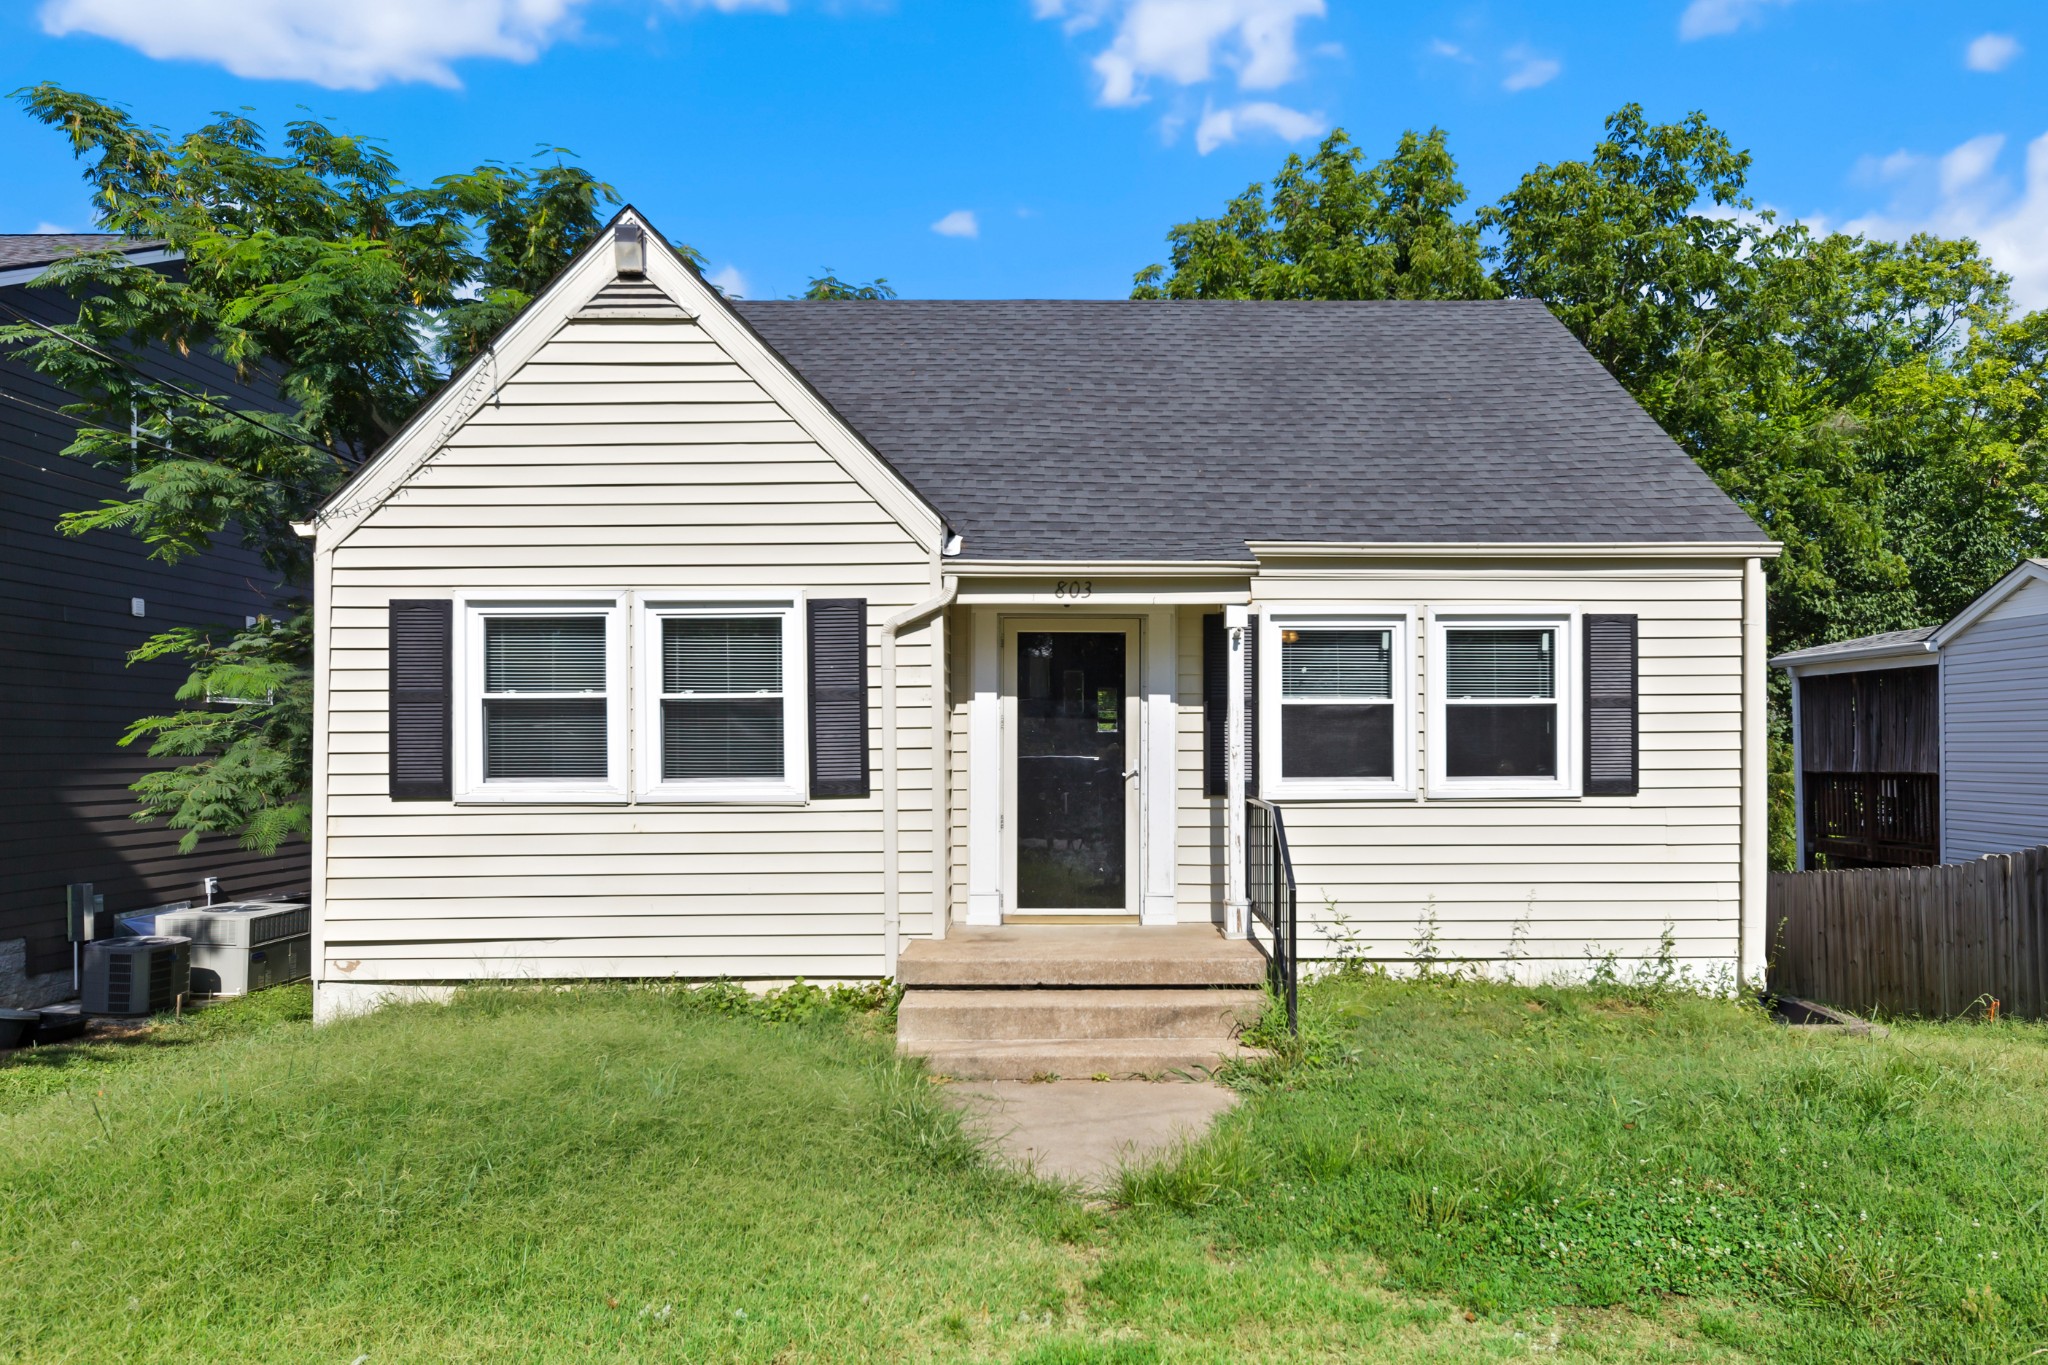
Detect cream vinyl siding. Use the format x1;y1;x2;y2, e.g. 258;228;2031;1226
1940;599;2048;862
1236;563;1745;975
320;315;940;984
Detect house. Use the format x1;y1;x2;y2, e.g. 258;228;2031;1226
1774;559;2048;869
303;209;1779;1037
0;235;310;1007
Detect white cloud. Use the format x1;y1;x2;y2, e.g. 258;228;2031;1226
1035;0;1326;107
931;209;979;239
33;221;75;234
706;264;748;298
39;0;589;88
1677;0;1793;41
1939;133;2005;195
1193;99;1324;155
1965;32;2021;73
37;0;789;89
1500;45;1560;92
1844;130;2048;311
1426;38;1472;62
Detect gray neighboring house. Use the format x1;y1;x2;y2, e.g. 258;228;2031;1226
304;208;1783;1021
0;235;309;1006
1774;559;2048;868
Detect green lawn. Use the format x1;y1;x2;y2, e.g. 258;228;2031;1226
1;975;2043;1363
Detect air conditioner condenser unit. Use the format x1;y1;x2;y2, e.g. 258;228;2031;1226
82;936;192;1017
153;902;311;997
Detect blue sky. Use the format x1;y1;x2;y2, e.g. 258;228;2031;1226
4;1;2044;306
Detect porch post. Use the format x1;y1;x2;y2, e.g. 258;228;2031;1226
1224;604;1250;939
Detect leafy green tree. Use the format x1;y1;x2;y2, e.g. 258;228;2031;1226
1131;128;1496;300
2;85;624;852
1143;104;2048;866
802;270;897;300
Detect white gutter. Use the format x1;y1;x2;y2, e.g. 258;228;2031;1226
880;576;958;974
1247;540;1784;560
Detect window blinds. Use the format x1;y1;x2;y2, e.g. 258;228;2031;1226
664;617;782;694
485;617;606;693
661;615;785;782
482;615;608;781
1281;628;1393;698
1445;628;1554;699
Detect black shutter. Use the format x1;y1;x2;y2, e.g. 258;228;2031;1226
1203;614;1226;796
1584;614;1639;796
1203;614;1262;796
808;598;869;798
1245;615;1261;798
389;599;452;800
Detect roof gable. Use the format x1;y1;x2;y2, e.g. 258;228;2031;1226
311;209;943;548
1932;559;2048;645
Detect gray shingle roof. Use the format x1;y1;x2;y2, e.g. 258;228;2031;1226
0;234;166;271
1770;626;1938;668
732;298;1767;561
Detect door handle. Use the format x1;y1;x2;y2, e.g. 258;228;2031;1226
1121;768;1139;781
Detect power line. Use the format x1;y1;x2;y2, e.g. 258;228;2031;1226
0;295;355;468
0;384;304;493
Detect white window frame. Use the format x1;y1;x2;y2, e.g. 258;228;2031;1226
455;594;631;804
1427;609;1580;799
1259;609;1417;800
636;595;807;804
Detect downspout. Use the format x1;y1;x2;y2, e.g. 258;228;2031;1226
881;574;959;975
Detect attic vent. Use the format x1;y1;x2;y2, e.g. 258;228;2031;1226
615;222;646;276
578;277;692;321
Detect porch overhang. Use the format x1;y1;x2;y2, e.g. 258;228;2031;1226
948;560;1252;608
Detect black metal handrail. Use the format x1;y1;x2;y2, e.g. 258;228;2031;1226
1246;796;1298;1033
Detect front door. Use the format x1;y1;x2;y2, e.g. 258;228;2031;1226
1015;629;1131;912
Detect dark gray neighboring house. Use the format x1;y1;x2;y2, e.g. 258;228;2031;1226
1774;559;2048;869
0;235;309;1006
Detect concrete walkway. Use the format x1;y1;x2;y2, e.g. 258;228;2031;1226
951;1078;1238;1188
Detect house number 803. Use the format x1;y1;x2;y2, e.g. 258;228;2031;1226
1054;579;1094;599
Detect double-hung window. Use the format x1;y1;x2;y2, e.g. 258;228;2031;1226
463;601;627;798
1429;614;1577;797
640;601;804;801
1262;614;1414;798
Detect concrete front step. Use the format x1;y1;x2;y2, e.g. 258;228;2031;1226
909;1037;1263;1082
898;924;1266;988
898;987;1264;1043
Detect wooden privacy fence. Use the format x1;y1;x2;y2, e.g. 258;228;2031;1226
1768;846;2048;1020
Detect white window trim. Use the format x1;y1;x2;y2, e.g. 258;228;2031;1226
454;594;631;804
1426;608;1581;799
635;594;808;805
1258;609;1418;800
